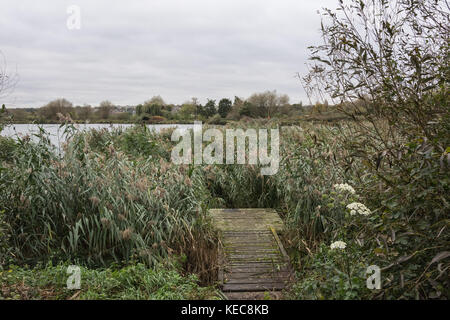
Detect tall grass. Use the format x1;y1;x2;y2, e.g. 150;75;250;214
0;125;219;282
1;120;448;298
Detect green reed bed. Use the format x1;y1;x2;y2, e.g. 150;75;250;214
1;120;448;299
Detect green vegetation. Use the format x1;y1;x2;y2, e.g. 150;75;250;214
1;117;448;299
0;0;448;300
217;98;232;118
1;261;219;300
2;91;330;125
0;125;220;282
289;0;449;299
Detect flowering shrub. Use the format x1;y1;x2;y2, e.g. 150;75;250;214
330;241;346;250
346;202;371;216
276;121;448;299
333;183;355;194
298;0;449;300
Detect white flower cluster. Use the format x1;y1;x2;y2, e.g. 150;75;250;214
333;183;356;194
330;241;347;249
346;202;371;216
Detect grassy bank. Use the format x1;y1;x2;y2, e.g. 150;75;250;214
0;260;220;300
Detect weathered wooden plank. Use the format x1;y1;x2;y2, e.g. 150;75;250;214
223;244;276;249
224;245;276;249
224;271;292;279
223;233;273;237
224;240;274;245
209;208;284;232
223;236;273;240
229;253;281;258
228;257;284;263
223;239;274;244
225;249;280;255
223;238;275;242
226;266;290;273
227;266;285;272
227;249;277;253
226;256;285;264
224;277;291;285
223;230;274;234
226;260;280;264
222;283;286;292
224;237;273;241
223;230;273;233
223;234;273;238
210;208;292;293
270;227;289;262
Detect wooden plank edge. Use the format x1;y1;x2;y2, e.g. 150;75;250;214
269;226;296;282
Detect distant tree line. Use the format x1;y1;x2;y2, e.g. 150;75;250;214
1;90;349;124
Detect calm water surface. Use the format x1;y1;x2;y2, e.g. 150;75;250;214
1;123;193;147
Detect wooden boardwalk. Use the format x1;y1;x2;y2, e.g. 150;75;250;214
209;208;293;293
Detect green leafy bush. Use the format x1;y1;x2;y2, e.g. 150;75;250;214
288;243;373;300
1;119;448;299
0;260;219;300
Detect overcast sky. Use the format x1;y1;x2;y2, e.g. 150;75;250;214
0;0;337;108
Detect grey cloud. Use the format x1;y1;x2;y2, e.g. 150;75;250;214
0;0;337;108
